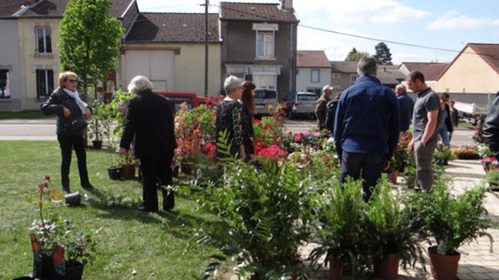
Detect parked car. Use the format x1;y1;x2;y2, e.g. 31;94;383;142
155;91;207;113
254;89;278;115
281;91;318;119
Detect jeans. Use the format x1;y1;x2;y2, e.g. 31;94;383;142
340;151;386;202
57;134;90;189
139;149;174;211
438;127;450;147
414;136;439;191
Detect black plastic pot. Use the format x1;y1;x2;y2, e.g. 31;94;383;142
107;167;121;180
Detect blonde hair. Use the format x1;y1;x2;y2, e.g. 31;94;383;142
58;71;77;87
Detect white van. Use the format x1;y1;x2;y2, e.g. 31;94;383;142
254;89;278;115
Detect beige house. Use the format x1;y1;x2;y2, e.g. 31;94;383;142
433;43;499;94
296;50;331;95
120;13;221;96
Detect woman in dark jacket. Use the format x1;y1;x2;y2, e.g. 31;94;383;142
41;71;95;193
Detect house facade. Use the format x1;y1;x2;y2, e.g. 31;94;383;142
219;1;299;99
295;50;331;95
0;0;137;111
433;43;499;95
120;13;221;95
329;61;358;92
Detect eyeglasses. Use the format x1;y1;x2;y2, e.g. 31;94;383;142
68;79;77;83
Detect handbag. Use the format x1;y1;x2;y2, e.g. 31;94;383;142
62;118;88;134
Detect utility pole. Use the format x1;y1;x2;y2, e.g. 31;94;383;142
204;0;209;97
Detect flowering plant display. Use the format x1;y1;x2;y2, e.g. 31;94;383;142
173;102;218;168
452;145;480;159
481;156;499;171
109;89;133;138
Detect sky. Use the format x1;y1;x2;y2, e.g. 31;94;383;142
136;0;499;64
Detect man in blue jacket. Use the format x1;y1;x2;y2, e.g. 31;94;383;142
334;55;399;202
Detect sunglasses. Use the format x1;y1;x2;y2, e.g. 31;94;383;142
67;79;77;83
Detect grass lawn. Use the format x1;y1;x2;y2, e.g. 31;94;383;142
0;141;226;279
0;110;55;119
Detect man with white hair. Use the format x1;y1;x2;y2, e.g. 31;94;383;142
315;84;333;129
395;83;414;132
334;55;399;202
118;75;177;212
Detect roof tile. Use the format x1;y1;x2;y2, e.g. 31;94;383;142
220;2;298;23
296;50;330;68
125;13;220;42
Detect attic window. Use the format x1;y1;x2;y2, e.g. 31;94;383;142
251;7;255;10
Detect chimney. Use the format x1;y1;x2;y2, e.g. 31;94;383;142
279;0;294;12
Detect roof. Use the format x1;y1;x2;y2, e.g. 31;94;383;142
376;66;405;85
296;50;330;68
3;0;133;18
400;62;441;73
422;63;449;81
330;61;358;73
437;43;499;80
220;2;298;23
125;13;220;42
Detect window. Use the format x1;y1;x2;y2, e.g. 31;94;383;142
36;27;52;54
0;70;10;98
256;30;274;59
311;69;320;83
253;74;276;89
36;69;54;98
350;74;357;83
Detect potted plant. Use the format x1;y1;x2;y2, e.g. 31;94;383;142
119;149;136;179
87;99;112;149
434;143;456;166
26;176;97;280
365;178;426;280
414;178;494;280
180;154;317;279
308;178;368;280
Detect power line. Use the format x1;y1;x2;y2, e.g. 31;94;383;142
299;24;461;54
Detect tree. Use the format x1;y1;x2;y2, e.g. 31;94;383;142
345;48;370;62
58;0;124;101
374;42;393;65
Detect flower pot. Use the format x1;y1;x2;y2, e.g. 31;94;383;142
107;166;121;180
33;254;57;279
92;140;102;149
428;246;461;280
389;170;399;184
375;253;399;280
65;191;81;207
329;257;346;280
120;163;136;179
65;261;85;280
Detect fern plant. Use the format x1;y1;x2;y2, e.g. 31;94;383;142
180;153;317;279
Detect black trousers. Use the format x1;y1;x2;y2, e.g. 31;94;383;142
139;149;175;211
57;134;90;188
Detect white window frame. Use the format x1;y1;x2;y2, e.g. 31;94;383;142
36;26;52;55
311;69;320;83
36;69;54;98
253;23;278;60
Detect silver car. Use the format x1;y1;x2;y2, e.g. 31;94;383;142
282;91;318;119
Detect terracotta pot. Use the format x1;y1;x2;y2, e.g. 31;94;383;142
120;163;136;179
389;170;399;184
376;253;399;280
428;246;461;280
329;257;346;280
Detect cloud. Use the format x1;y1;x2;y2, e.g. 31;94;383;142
428;11;499;29
296;0;429;24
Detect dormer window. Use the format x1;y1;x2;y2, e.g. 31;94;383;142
253;23;278;60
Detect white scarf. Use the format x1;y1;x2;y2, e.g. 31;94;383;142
63;88;88;114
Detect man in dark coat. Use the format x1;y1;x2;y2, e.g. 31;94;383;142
483;92;499;158
118;75;177;212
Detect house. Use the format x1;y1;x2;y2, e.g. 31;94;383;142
219;1;299;99
330;61;358;92
296;50;331;96
0;0;137;111
120;12;221;96
433;43;499;95
398;62;448;88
